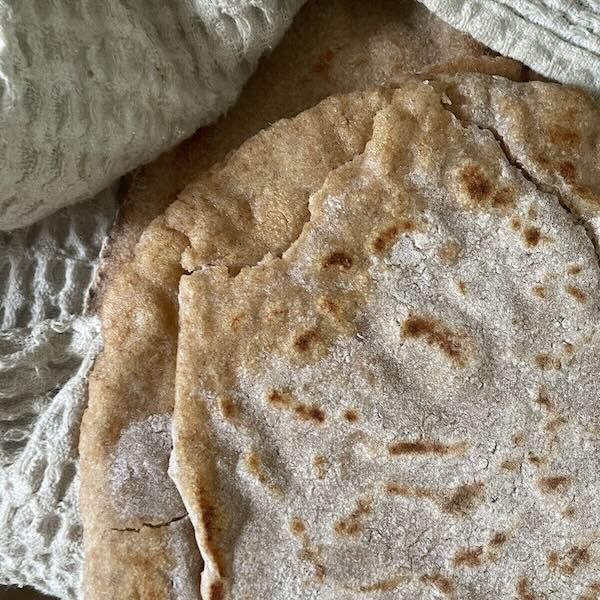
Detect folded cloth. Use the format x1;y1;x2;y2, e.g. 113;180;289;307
0;188;116;598
0;0;302;231
1;0;599;597
0;315;102;598
420;0;600;97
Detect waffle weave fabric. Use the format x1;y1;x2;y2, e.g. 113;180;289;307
419;0;600;98
0;0;302;231
0;188;116;598
1;0;599;597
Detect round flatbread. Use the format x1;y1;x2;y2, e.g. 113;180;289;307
169;77;600;599
81;67;598;600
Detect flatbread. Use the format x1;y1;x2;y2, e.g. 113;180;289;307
81;90;402;599
80;222;199;598
81;2;532;596
93;0;531;302
169;77;600;599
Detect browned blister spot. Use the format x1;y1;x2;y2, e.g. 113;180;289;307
385;481;413;496
457;281;467;295
452;546;483;567
549;546;591;576
295;403;325;424
489;531;508;547
574;183;600;207
568;264;582;275
388;439;466;456
528;453;546;467
512;432;526;446
333;498;372;537
267;389;325;423
580;582;600;600
561;546;591;576
523;226;542;247
535;353;561;370
312;455;327;480
218;396;238;421
316;291;363;328
517;576;538;600
535;387;554;410
290;517;306;536
528;205;538;219
209;581;224;600
420;574;456;597
398;218;416;231
548;550;559;569
532;284;546;298
459;164;492;203
244;450;282;495
441;482;484;517
313;563;326;583
492;187;515;209
537;474;572;494
548;125;580;150
511;217;522;230
298;547;326;583
265;302;289;323
566;284;587;303
563;342;575;354
558;160;577;183
562;506;576;520
294;328;320;352
401;314;468;367
320;298;339;315
371;219;415;253
322;250;353;269
358;575;410;592
267;388;292;408
343;409;359;422
536;153;551;168
230;313;246;331
545;416;567;434
437;239;462;265
298;547;316;562
501;459;520;471
372;224;399;253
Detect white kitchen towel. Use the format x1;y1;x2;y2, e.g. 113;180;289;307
1;0;599;597
0;188;117;598
420;0;600;96
0;0;303;231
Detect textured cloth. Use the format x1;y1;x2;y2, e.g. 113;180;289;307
0;188;116;598
0;0;302;231
0;316;102;598
420;0;600;97
1;0;600;598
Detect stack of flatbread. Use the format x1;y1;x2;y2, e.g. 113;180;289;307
80;1;600;598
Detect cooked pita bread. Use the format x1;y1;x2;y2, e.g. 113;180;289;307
81;91;404;598
80;221;198;598
169;77;600;599
94;0;528;298
81;2;530;596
